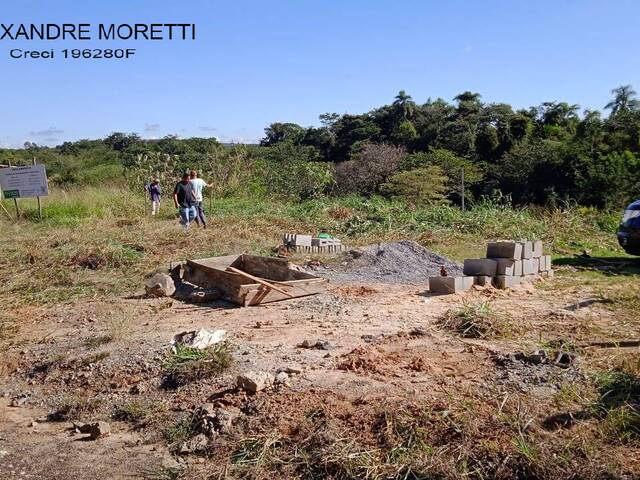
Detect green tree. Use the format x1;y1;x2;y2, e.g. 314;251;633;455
393;90;416;120
382;165;449;206
605;85;640;116
260;122;305;146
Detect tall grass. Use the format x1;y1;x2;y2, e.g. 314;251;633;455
0;186;628;307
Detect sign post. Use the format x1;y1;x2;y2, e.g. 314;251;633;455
33;158;43;220
0;162;49;221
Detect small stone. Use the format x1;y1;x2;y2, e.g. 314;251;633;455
275;372;289;385
236;371;274;393
214;409;235;433
179;433;208;454
78;421;111;440
9;394;29;407
145;273;176;297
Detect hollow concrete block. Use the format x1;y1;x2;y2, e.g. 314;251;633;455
429;276;474;294
463;259;498;276
493;275;522;289
486;241;523;260
532;240;543;258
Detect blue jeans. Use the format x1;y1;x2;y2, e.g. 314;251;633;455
179;206;196;225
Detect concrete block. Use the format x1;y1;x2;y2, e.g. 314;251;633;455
486;241;523;260
463;259;498;276
542;255;552;271
532;240;543;258
492;258;522;276
429;276;474;294
474;275;493;286
519;241;533;259
541;269;555;278
522;258;536;275
531;258;540;273
295;235;312;247
522;274;538;283
493;275;522;289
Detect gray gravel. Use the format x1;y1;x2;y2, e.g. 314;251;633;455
309;240;462;284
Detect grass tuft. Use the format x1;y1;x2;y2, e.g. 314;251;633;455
437;300;514;338
162;343;233;387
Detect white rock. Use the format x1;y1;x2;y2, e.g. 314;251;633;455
236;371;274;393
145;273;176;297
171;329;227;352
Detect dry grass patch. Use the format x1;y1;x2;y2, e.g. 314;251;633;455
438;300;516;339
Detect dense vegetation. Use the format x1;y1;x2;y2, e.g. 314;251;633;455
2;85;640;208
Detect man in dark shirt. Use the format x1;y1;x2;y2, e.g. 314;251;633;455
173;172;196;232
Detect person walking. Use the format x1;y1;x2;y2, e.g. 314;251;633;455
145;178;162;216
189;170;211;228
173;172;196;232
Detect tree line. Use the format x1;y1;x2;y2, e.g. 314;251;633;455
2;85;639;208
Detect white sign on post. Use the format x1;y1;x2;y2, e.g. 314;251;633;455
0;164;49;199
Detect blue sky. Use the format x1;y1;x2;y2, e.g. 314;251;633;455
1;0;638;148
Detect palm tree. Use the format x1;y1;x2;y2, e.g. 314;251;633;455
453;91;482;116
393;90;416;120
605;85;640;115
453;91;482;104
540;102;580;126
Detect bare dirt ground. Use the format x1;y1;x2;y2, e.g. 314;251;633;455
1;265;639;479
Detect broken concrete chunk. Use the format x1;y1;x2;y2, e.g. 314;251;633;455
429;276;474;294
237;371;274;393
145;273;176;297
486;241;523;260
171;329;227;352
463;259;498;276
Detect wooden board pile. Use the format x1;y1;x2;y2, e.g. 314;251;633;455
429;240;553;294
282;233;344;253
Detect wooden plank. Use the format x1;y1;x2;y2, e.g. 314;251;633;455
242;279;328;305
238;254;316;281
226;266;294;298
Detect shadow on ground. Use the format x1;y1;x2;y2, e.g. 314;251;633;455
554;256;640;276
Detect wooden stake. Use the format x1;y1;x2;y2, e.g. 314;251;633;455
33;157;42;221
225;266;295;297
7;160;19;219
0;201;13;221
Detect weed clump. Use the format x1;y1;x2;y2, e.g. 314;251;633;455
438;300;513;338
593;364;640;442
162;343;232;388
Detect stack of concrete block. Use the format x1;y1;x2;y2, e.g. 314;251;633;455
464;240;553;290
283;233;344;253
428;240;553;294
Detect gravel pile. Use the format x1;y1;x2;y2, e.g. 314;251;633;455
310;240;462;284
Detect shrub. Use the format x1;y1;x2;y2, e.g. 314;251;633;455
335;143;405;195
381;165;449;206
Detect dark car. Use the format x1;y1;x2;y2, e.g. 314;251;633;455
617;200;640;255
